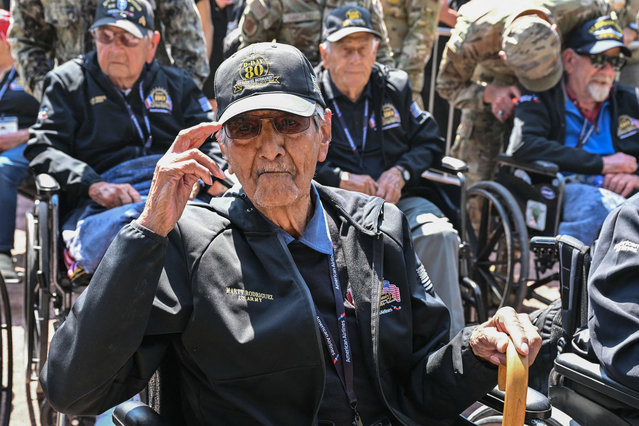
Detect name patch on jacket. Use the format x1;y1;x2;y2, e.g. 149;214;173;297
381;103;401;130
617;114;639;139
90;95;107;105
226;287;274;303
145;87;173;113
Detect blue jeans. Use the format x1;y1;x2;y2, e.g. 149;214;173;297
559;183;625;246
0;144;30;251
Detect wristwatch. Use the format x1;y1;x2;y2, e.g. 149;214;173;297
394;165;411;182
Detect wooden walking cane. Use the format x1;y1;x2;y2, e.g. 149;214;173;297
498;338;529;426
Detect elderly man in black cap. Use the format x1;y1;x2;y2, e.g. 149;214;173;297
41;42;540;425
507;16;638;245
314;5;464;337
24;0;221;282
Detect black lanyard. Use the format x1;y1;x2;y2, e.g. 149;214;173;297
0;67;16;103
314;250;363;426
119;83;152;154
332;98;369;169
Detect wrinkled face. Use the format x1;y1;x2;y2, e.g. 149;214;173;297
94;26;157;88
320;32;378;96
219;109;332;210
564;47;621;103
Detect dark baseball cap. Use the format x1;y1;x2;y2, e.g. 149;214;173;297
322;4;381;43
567;16;631;56
215;42;326;124
90;0;155;39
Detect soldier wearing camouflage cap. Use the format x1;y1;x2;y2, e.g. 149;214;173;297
9;0;209;100
436;0;610;184
382;0;442;108
237;0;394;67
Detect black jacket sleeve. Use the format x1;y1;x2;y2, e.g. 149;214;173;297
588;194;639;391
506;87;604;174
24;71;103;199
40;222;190;415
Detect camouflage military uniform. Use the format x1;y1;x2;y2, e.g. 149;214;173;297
9;0;209;100
436;0;608;184
382;0;441;107
238;0;394;67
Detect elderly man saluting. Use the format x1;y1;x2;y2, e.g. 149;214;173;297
24;0;220;281
41;42;540;425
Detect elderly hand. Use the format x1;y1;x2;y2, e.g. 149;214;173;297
88;181;142;209
339;171;378;196
376;167;405;204
470;307;541;367
602;152;637;175
603;173;639;198
136;122;225;237
0;129;29;152
484;84;521;122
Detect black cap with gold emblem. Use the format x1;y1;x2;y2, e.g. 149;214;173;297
214;42;326;124
91;0;155;39
322;4;381;43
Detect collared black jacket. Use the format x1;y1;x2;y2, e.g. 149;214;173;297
24;51;220;214
41;183;497;425
589;193;639;392
506;81;639;174
314;64;445;200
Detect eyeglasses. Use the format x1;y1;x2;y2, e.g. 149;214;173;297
576;51;627;71
92;28;142;48
223;113;313;139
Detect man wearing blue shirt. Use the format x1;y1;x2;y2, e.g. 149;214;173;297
507;16;638;245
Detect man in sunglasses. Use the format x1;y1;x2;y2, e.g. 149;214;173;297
41;42;541;425
507;16;637;245
23;0;222;283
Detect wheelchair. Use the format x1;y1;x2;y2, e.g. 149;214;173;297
530;235;639;426
22;174;89;426
0;277;13;426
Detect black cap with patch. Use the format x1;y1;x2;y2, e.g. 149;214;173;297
567;16;631;56
215;42;326;124
322;4;381;42
90;0;154;39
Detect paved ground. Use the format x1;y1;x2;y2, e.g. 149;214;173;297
5;194;559;426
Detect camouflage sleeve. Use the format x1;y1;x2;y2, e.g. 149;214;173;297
8;0;56;101
155;0;210;88
395;0;440;94
368;0;394;66
238;0;283;49
435;23;488;111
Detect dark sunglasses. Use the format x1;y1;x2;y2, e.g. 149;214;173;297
576;51;627;71
92;28;142;48
223;114;313;140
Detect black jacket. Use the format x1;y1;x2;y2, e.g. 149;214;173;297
315;64;444;199
506;81;639;174
589;193;639;391
24;51;220;214
41;183;497;425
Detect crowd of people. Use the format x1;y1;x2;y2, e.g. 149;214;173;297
0;0;637;424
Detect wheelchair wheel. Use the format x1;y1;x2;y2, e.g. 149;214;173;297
0;275;12;426
24;202;52;424
464;181;529;312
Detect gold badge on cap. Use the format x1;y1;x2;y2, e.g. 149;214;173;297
233;53;280;94
343;8;365;27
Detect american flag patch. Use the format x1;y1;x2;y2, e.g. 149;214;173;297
382;280;401;303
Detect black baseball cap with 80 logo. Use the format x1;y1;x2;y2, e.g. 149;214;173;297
214;43;326;124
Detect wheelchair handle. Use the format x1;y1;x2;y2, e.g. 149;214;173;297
498;339;529;426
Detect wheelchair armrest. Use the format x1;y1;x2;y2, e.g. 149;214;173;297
554;352;639;409
421;156;467;187
112;400;172;426
496;154;560;175
34;173;60;198
481;385;552;420
439;156;468;174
